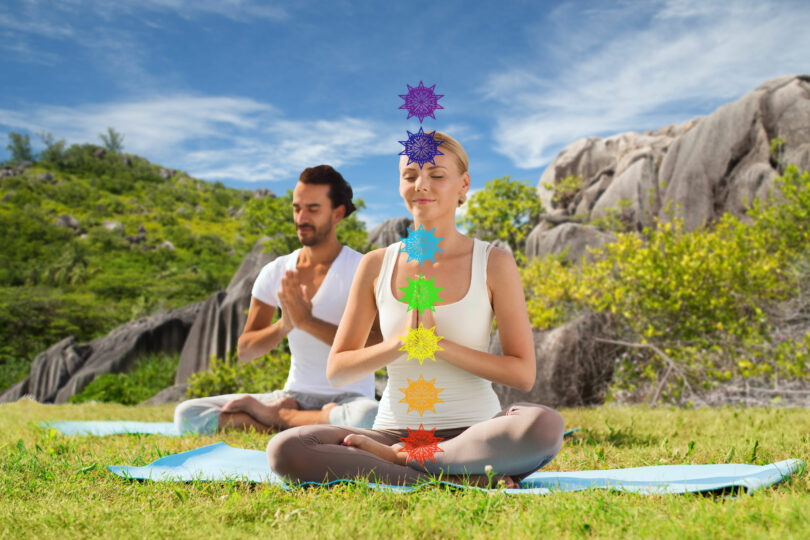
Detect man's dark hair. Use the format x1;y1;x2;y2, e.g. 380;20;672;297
298;165;357;218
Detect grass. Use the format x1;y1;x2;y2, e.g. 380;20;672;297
0;400;807;539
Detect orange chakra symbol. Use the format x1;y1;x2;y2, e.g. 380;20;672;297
399;424;445;466
399;374;444;416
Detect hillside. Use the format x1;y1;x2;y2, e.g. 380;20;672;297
0;143;366;393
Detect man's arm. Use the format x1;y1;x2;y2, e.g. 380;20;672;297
237;297;291;363
299;312;383;348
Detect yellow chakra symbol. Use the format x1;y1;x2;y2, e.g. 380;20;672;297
399;374;444;416
398;323;444;364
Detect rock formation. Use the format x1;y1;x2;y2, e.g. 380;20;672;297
536;75;810;235
0;303;202;404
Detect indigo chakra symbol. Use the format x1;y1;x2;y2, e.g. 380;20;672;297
399;224;444;266
398;127;444;169
399;81;444;123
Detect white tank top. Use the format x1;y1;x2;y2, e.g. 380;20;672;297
372;237;502;430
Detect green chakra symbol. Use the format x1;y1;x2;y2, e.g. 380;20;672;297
398;273;444;313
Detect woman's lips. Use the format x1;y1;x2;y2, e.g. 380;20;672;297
414;199;433;205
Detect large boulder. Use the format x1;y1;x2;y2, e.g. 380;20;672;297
490;313;619;408
368;217;413;248
0;303;202;404
173;236;276;383
538;75;810;232
525;223;615;263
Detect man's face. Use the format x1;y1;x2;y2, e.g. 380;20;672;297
292;182;341;246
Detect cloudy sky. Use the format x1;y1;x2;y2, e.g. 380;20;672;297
1;0;809;228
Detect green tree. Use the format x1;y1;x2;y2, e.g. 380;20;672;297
37;131;67;164
99;127;125;152
6;132;33;163
457;175;544;256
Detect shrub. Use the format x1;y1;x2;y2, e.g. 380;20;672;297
520;165;810;402
68;352;179;405
186;349;291;398
457;175;543;256
5;132;33;163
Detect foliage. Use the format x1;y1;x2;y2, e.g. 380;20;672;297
68;353;180;405
521;165;810;402
543;174;583;208
186;349;292;398
37;131;67;165
99;127;125;152
457;175;544;256
5;132;33;163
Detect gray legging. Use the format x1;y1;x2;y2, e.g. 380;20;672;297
267;402;564;485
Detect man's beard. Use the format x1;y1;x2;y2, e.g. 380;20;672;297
297;222;330;246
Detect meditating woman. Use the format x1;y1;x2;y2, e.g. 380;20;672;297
267;132;564;487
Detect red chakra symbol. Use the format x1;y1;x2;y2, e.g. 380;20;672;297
399;424;445;466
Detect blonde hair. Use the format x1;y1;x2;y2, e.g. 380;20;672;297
431;131;469;175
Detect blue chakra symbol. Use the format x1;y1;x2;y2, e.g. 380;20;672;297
399;224;444;266
399;127;444;169
399;81;444;123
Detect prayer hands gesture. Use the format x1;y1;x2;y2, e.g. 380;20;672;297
277;270;312;331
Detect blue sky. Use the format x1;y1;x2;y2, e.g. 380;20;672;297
2;0;809;229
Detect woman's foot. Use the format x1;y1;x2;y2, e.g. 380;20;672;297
342;434;408;466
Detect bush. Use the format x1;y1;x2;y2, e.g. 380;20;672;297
68;352;179;405
186;350;291;398
457;176;543;257
520;165;810;402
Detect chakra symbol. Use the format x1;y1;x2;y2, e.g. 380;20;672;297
398;127;444;169
398;323;444;365
399;374;444;416
399;424;445;466
399;273;444;313
398;81;444;123
399;224;444;266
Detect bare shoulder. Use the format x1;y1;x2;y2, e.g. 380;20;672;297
486;245;518;279
359;247;387;286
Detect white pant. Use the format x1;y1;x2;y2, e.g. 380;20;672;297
174;389;379;434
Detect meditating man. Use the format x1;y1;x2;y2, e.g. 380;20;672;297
174;165;382;434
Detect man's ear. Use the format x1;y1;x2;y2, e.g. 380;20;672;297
333;204;346;223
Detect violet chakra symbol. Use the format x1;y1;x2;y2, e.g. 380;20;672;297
399;81;444;123
399;127;444;169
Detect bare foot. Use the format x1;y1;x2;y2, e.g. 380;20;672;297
222;396;298;427
342;434;408;466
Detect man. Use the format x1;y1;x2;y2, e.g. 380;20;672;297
174;165;381;434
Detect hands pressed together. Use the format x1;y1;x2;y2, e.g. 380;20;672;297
277;270;313;332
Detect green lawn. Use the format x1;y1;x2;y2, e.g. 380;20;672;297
0;400;807;539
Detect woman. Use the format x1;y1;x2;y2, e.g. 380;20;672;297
267;132;564;487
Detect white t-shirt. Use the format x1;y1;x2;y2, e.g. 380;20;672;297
251;246;374;398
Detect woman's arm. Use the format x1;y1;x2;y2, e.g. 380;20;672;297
428;247;536;392
326;250;404;387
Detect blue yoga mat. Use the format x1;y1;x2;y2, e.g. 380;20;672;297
41;421;179;436
107;441;804;495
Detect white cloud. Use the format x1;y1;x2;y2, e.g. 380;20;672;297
0;95;402;183
484;0;810;168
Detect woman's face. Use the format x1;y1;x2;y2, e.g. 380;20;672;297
398;150;469;219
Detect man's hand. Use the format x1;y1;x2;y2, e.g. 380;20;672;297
277;270;313;330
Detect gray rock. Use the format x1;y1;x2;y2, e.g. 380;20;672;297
526;223;615;263
537;75;810;232
253;188;275;199
174;237;277;383
158;241;175;250
491;312;619;408
368;217;413;248
0;303;203;404
102;220;123;232
54;214;80;230
137;224;146;234
93;148;106;159
1;192;12;203
158;168;175;180
141;383;189;405
36;173;56;183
